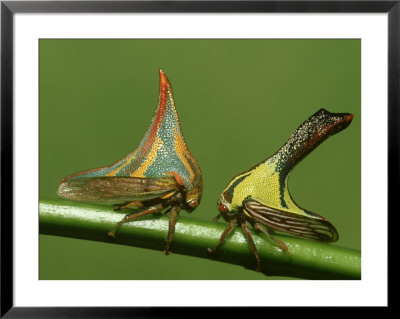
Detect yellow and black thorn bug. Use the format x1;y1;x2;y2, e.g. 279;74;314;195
209;108;353;272
57;70;203;255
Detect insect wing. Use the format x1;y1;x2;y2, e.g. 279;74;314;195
58;176;178;204
244;199;339;242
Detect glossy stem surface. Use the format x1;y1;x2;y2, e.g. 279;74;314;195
39;200;361;279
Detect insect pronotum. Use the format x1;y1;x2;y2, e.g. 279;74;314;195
57;69;203;255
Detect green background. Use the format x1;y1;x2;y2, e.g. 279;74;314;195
39;39;361;280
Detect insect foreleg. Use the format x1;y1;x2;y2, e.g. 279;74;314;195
108;203;164;238
208;218;237;254
164;205;181;255
212;214;222;222
241;222;261;272
253;222;292;256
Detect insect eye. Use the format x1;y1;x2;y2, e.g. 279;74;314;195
219;203;228;213
188;200;198;208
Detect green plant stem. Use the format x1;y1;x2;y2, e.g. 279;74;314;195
39;200;361;279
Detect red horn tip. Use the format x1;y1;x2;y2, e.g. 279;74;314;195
159;69;170;88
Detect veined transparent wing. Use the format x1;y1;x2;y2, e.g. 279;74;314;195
57;176;178;204
244;199;339;242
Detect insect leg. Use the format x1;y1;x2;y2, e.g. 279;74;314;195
164;205;181;255
208;218;237;254
212;214;222;222
241;222;261;272
113;201;144;211
108;203;164;238
254;222;292;256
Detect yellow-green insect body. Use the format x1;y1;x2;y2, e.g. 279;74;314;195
223;161;304;216
212;108;353;271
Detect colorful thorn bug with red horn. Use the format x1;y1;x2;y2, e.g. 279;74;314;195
57;69;203;255
209;109;353;271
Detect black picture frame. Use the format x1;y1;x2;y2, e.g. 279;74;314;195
1;0;394;317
